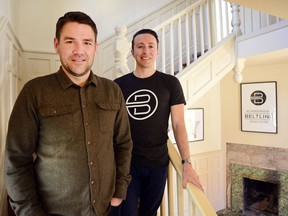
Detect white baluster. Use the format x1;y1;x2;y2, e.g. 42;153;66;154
231;4;242;36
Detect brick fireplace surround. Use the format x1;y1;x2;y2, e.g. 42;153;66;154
218;143;288;216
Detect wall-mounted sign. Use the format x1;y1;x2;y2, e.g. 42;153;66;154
241;81;277;133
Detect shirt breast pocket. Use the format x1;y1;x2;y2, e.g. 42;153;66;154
38;106;75;143
96;102;120;133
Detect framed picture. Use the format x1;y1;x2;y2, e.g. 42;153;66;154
168;108;204;143
241;81;277;133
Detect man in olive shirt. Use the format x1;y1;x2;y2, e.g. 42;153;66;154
4;11;132;216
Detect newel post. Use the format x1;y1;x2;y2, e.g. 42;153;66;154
231;4;245;83
114;24;130;78
233;59;246;83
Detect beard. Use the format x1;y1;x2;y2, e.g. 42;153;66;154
62;63;90;77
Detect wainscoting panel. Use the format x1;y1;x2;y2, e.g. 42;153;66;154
0;18;22;216
21;51;59;87
191;150;225;212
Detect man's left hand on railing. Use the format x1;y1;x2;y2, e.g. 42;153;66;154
182;163;204;192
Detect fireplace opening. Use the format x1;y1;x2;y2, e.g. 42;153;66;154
243;177;279;215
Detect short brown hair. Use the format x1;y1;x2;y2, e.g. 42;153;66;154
55;11;98;41
131;29;159;50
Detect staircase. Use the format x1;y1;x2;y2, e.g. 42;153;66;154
114;0;238;107
114;0;287;106
152;0;237;107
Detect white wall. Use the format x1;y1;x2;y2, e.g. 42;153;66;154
0;0;17;31
17;0;173;52
221;61;288;149
0;0;7;16
189;84;222;154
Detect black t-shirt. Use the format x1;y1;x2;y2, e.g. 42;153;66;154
114;71;185;167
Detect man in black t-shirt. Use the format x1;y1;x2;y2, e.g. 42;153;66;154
114;29;204;216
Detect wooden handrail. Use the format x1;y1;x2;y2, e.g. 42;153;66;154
160;140;217;216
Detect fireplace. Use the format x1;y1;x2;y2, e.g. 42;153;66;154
243;177;279;215
231;163;288;215
226;143;288;216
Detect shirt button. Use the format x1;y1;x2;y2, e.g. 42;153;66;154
87;141;91;145
85;122;89;126
92;200;96;204
53;110;57;114
91;180;94;185
89;161;93;166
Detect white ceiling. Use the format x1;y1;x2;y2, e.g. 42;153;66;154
224;0;288;20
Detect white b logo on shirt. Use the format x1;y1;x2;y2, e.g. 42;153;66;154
126;89;158;120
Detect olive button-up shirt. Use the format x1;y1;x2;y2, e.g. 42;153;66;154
4;69;132;216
